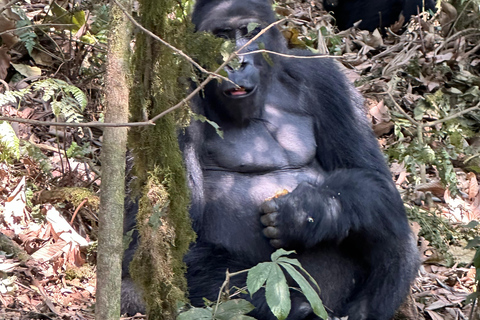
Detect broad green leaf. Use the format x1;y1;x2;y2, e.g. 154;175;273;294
247;262;272;296
177;307;213;320
276;257;301;267
72;11;86;28
214;299;255;320
279;263;328;320
276;257;320;293
271;249;295;262
265;264;290;320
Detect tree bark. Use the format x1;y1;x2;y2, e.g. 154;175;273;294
95;0;131;318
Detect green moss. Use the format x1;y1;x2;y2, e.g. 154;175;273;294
127;0;206;318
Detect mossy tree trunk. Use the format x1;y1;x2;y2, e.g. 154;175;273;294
95;0;132;319
127;1;196;319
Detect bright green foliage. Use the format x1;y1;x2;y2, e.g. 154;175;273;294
247;249;327;320
0;79;87;124
177;300;255;320
12;6;37;55
0;121;20;162
386;67;480;193
0;89;30;107
66;141;90;158
50;2;97;44
176;249;326;320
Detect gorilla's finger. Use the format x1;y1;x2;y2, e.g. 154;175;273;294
269;239;283;249
260;200;278;214
263;226;280;239
260;212;278;226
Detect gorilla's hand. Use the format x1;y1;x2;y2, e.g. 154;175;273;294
260;181;341;249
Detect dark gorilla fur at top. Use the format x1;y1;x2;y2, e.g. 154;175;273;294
122;0;420;319
323;0;437;31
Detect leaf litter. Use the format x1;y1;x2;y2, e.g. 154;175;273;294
0;0;479;319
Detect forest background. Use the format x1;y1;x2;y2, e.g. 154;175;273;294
0;0;479;319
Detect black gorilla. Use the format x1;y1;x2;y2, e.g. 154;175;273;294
181;0;419;319
122;0;419;319
323;0;437;31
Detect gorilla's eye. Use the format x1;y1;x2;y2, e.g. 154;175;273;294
214;28;233;39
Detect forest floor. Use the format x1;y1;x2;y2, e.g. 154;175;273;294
0;0;480;319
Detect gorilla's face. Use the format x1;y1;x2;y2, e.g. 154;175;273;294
192;0;286;124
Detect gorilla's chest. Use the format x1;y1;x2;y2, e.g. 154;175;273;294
202;107;317;172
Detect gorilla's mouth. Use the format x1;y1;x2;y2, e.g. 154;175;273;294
224;86;256;98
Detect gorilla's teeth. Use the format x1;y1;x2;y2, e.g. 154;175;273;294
228;87;247;96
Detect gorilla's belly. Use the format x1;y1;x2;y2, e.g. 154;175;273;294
199;165;324;257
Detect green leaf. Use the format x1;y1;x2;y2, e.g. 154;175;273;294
0;121;20;160
265;264;290;320
473;249;480;268
271;249;295;262
466;237;480;249
276;257;320;293
466;221;479;229
230;316;257;320
220;41;236;62
213;299;255;320
177;307;213;320
247;22;260;33
258;42;274;67
72;11;86;28
279;263;328;319
192;113;223;138
247;262;272;296
276;257;301;267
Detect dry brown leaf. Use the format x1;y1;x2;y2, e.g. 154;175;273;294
426;310;445;320
0;46;10;80
31;239;69;262
369;100;391;123
467;172;479;200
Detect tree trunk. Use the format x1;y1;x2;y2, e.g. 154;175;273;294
95;0;131;318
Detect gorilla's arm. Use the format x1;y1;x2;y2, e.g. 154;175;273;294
260;58;409;249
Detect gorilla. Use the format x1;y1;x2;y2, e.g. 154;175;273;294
122;0;419;319
323;0;437;31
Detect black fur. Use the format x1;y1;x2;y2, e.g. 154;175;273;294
122;0;419;318
323;0;437;31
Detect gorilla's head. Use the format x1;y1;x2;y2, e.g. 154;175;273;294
192;0;287;125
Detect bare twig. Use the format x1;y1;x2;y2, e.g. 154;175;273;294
213;269;249;319
0;0;21;14
240;49;337;59
386;91;420;126
423;101;480;127
0;116;153;127
0;24;75;37
70;198;88;225
386;91;480;128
